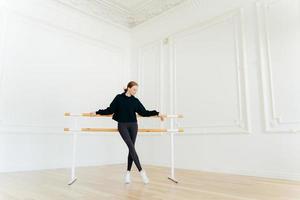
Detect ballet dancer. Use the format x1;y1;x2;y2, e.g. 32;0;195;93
90;81;166;184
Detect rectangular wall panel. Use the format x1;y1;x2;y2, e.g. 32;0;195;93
170;9;250;134
137;41;162;129
257;0;300;133
0;9;126;133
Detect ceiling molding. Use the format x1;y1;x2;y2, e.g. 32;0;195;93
56;0;188;28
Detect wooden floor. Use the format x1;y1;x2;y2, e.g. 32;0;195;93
0;164;299;200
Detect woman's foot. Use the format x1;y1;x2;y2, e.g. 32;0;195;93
139;169;149;184
124;170;131;184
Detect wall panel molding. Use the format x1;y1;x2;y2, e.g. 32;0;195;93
0;6;127;134
257;0;300;133
169;8;251;134
137;40;164;130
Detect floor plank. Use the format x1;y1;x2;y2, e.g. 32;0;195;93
0;164;299;200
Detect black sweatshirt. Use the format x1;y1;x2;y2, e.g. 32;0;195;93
95;92;159;122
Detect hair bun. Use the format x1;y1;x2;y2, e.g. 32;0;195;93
124;81;138;92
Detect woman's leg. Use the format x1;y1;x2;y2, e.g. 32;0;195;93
127;122;138;171
118;123;142;172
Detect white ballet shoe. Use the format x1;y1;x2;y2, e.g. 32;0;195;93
124;170;131;184
139;170;149;184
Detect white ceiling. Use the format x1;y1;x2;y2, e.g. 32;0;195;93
57;0;189;28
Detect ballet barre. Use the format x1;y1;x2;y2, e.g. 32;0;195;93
64;112;183;118
64;112;184;185
64;128;184;132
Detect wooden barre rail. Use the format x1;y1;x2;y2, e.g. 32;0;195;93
64;127;184;133
64;112;183;118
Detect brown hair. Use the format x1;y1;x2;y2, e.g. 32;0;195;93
124;81;138;92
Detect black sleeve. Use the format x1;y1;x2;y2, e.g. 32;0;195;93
136;98;159;117
95;95;119;115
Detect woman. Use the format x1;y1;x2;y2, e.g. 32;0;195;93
90;81;166;184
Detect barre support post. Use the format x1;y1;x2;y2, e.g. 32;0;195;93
168;116;178;183
68;117;78;185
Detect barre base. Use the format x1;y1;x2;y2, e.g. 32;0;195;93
168;176;179;183
68;177;77;185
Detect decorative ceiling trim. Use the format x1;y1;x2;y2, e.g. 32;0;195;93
56;0;188;28
129;0;188;27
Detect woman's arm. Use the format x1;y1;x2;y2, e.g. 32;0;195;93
136;98;159;117
95;95;119;115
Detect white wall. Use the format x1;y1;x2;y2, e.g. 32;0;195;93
0;0;132;172
132;0;300;181
1;0;299;182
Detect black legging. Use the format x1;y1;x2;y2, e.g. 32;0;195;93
117;122;142;171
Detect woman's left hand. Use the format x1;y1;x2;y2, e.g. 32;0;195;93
158;113;167;121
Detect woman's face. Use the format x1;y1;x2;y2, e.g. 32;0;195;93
128;85;138;96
